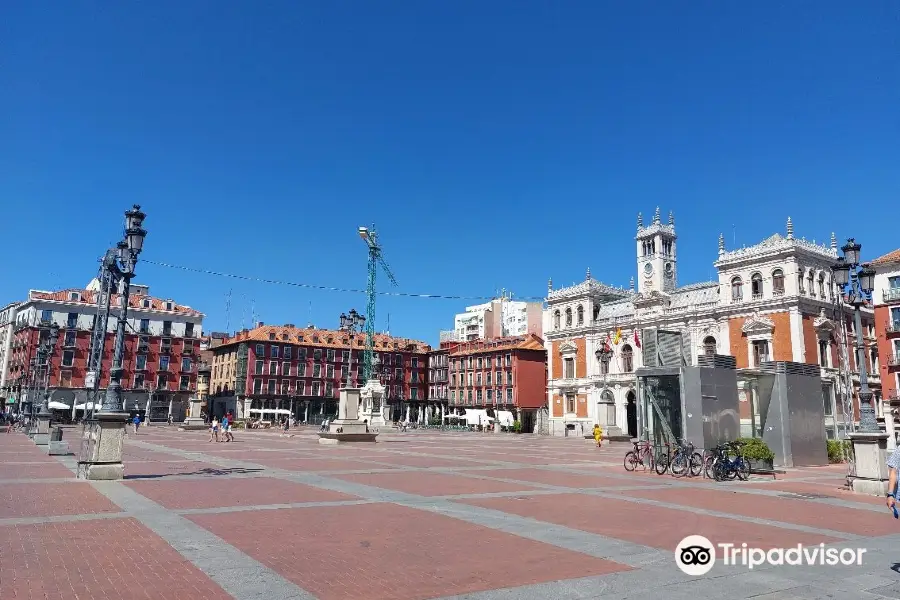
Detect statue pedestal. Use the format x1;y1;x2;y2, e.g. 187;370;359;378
33;413;52;446
77;412;129;481
318;388;377;444
181;398;206;430
592;395;630;442
359;380;387;430
848;432;889;496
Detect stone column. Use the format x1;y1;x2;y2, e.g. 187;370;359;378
849;432;889;495
405;404;411;422
78;412;128;480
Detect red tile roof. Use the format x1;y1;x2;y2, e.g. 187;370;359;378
218;324;431;354
447;334;545;357
28;289;203;317
871;249;900;267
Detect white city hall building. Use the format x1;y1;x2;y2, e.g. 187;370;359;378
543;208;879;439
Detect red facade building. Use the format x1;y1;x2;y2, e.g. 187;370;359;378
873;249;900;414
3;285;204;421
445;334;547;432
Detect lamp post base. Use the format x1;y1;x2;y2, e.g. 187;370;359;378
33;413;52;446
77;411;129;481
848;432;889;496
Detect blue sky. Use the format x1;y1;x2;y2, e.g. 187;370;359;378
2;2;897;345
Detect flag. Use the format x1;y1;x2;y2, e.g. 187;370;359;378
605;332;612;349
634;329;641;348
613;329;622;345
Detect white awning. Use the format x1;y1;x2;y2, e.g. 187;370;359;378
48;401;71;410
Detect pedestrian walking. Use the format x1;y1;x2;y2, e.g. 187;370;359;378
132;414;141;435
593;423;603;448
209;417;219;442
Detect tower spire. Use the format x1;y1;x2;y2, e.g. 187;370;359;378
786;216;794;240
718;233;725;255
637;212;643;231
668;210;674;226
629;276;635;291
586;267;591;280
653;206;661;224
830;232;837;250
547;278;552;295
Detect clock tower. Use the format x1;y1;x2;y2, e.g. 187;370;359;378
635;207;677;294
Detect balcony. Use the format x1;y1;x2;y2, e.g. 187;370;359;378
886;321;900;335
884;288;900;303
160;345;172;354
889;355;900;367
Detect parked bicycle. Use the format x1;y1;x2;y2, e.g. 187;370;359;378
655;439;702;477
710;441;750;481
623;439;655;471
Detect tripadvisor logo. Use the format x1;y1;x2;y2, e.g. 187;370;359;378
675;536;867;575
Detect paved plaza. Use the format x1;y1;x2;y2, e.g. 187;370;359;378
1;427;899;599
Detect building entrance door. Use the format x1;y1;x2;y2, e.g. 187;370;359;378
626;391;638;438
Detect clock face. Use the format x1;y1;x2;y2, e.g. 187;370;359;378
643;262;653;276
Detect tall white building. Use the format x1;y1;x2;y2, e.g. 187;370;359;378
444;296;543;342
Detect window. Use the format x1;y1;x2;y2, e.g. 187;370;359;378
183;340;192;355
255;344;264;356
505;353;511;366
313;364;321;378
283;362;291;377
476;389;482;402
142;298;150;308
487;389;493;401
822;384;834;417
506;371;513;385
476;373;482;385
325;382;333;397
577;305;584;325
67;313;78;328
622;344;633;373
64;330;77;347
269;332;276;341
160;355;170;370
296;381;305;395
565;308;572;327
731;277;743;301
395;353;402;365
892;308;900;331
136;355;147;370
477;357;483;369
327;349;335;361
157;373;168;390
599;357;609;375
298;348;307;360
62;350;75;367
412;357;418;368
133;373;144;389
281;380;289;395
268;362;277;375
182;357;192;372
772;269;784;295
565;393;576;414
752;340;769;367
751;273;763;299
180;376;191;391
312;382;321;396
253;379;263;394
496;356;501;367
703;336;716;356
41;309;52;323
161;338;171;352
507;388;512;401
255;360;263;374
139;336;149;352
313;349;322;361
162;321;172;336
819;340;830;368
553;310;560;329
326;365;334;378
564;358;574;379
271;346;280;358
298;362;306;377
185;323;194;338
798;273;805;293
267;380;276;394
818;275;826;297
486;372;492;385
341;365;349;380
282;346;291;360
342;350;350;362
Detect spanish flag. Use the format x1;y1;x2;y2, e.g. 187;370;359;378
634;329;641;348
613;329;622;345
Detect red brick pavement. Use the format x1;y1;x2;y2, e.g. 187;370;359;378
125;476;358;510
0;483;120;518
188;503;629;600
333;470;540;496
471;468;664;488
367;454;487;468
746;480;888;506
459;493;842;551
0;461;73;479
248;456;391;472
0;518;231;599
123;460;227;478
614;486;887;536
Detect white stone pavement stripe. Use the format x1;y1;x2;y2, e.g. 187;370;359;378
0;511;131;527
51;455;316;600
0;477;83;484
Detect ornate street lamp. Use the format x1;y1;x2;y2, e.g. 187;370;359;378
831;238;877;432
102;205;147;412
339;309;365;387
37;323;60;417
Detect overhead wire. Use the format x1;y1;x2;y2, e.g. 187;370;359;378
141;259;547;302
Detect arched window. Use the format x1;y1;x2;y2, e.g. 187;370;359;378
772;269;784;295
601;389;614;402
751;273;763;299
565;308;572;327
593;306;600;321
553;310;560;330
703;336;716;356
731;277;743;302
576;305;584;325
621;344;633;373
818;274;826;298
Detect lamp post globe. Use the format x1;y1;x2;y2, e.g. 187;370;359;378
841;238;861;266
857;265;876;294
831;257;850;287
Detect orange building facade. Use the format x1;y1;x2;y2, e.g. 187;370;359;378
544;210;879;439
873;250;900;416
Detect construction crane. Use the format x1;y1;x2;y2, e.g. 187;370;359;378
358;225;398;382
